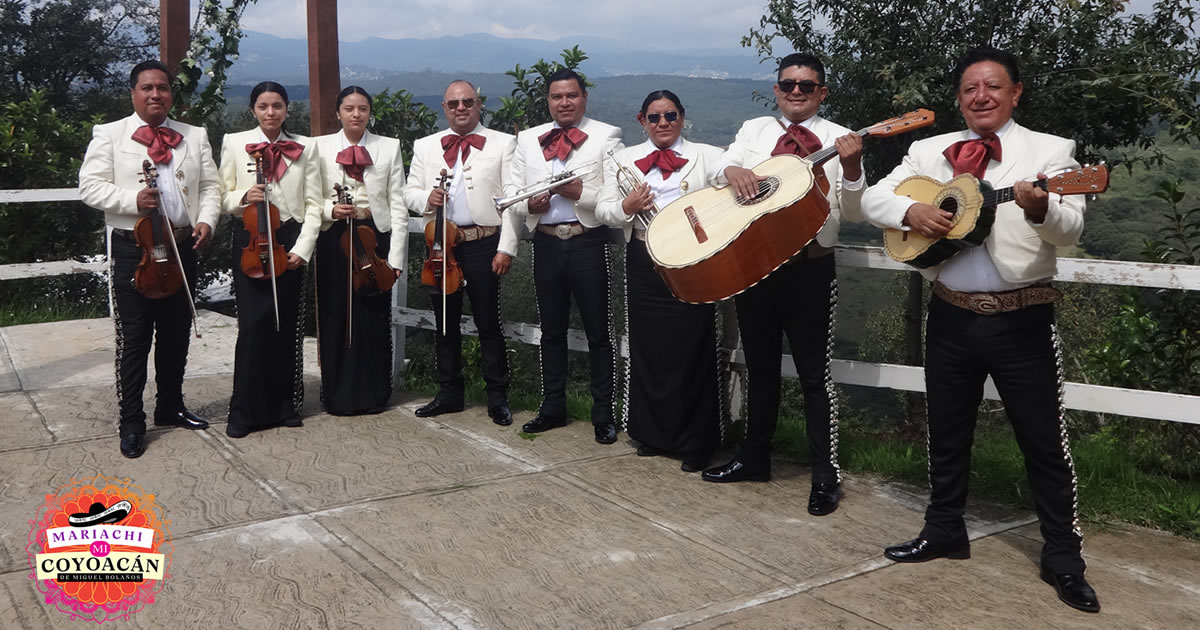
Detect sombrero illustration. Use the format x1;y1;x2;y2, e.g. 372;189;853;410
67;500;132;527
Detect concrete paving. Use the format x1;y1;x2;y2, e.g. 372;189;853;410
1;312;1198;629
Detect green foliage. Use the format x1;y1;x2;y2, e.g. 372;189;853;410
488;46;590;135
1081;181;1200;478
743;0;1200;174
0;0;157;114
0;90;103;264
174;0;256;124
370;89;438;168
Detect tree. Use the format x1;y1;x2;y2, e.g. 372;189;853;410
743;0;1200;430
487;46;590;135
174;0;258;124
0;0;157;115
370;89;438;169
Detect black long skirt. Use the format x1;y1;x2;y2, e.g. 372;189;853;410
624;238;720;460
228;219;305;433
314;220;394;415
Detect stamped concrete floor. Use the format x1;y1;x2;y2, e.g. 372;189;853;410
1;313;1198;629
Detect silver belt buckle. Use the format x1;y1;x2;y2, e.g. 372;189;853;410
555;224;573;239
975;294;999;314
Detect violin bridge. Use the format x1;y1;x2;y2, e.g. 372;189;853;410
683;206;708;244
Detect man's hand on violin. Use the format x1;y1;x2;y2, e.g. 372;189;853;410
242;184;266;206
492;252;513;275
426;188;448;213
136;188;159;215
552;178;583;201
332;203;357;220
192;222;212;249
527;193;551;215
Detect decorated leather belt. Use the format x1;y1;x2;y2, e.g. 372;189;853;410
933;282;1061;315
455;224;498;244
111;226;193;242
536;222;589;240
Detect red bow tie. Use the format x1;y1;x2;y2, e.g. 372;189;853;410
440;133;486;168
538;127;588;162
943;134;1003;179
634;148;689;180
245;140;304;183
131;125;183;165
336;145;373;182
770;124;823;158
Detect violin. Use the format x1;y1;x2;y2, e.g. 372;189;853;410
240;151;287;330
133;161;184;299
335;184;395;297
240;151;288;279
421;169;463;296
132;159;201;337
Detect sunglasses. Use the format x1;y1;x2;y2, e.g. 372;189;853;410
444;98;476;110
777;80;823;94
645;111;679;124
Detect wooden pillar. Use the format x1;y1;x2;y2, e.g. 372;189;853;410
307;0;341;135
159;0;189;73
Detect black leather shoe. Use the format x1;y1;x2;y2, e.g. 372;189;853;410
154;409;209;430
637;444;664;457
225;424;250;439
884;537;971;563
808;482;840;516
120;434;146;459
488;405;513;426
594;422;617;444
1041;567;1100;612
521;414;568;433
701;459;770;483
415;399;464;418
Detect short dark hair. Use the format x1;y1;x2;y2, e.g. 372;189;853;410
546;68;587;95
129;60;173;88
250;81;289;107
777;53;825;85
336;85;372;111
639;90;685;118
952;46;1021;89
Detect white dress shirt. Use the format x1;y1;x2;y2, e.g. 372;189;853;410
137;115;189;228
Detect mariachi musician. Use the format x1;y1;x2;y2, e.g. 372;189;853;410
403;80;522;425
596;89;725;472
702;53;864;518
219;81;324;437
312;86;408;416
506;68;624;444
79;60;220;459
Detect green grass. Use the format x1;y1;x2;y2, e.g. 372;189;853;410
0;300;105;327
776;413;1200;540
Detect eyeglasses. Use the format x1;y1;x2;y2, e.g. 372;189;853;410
645;111;679;124
777;80;823;94
444;98;476;110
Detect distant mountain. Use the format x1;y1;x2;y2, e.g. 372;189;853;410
229;30;771;84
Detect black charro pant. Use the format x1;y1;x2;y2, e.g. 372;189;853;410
921;294;1084;574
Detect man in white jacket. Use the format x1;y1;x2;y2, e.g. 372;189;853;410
861;46;1097;614
79;60;220;459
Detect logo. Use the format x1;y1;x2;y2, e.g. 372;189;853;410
26;475;172;623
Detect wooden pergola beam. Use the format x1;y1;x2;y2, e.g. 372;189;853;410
159;0;189;73
307;0;341;135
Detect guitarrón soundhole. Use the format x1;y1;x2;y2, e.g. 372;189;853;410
939;196;959;216
735;176;781;206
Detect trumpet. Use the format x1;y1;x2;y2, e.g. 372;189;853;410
609;150;660;229
493;160;597;212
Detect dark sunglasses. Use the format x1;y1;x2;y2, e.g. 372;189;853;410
444;98;476;110
777;80;823;94
645;111;679;124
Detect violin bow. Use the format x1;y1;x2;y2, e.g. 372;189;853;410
146;160;202;338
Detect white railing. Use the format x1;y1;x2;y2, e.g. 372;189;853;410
4;187;1198;425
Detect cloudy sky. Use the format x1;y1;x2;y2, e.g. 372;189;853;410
232;0;769;49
